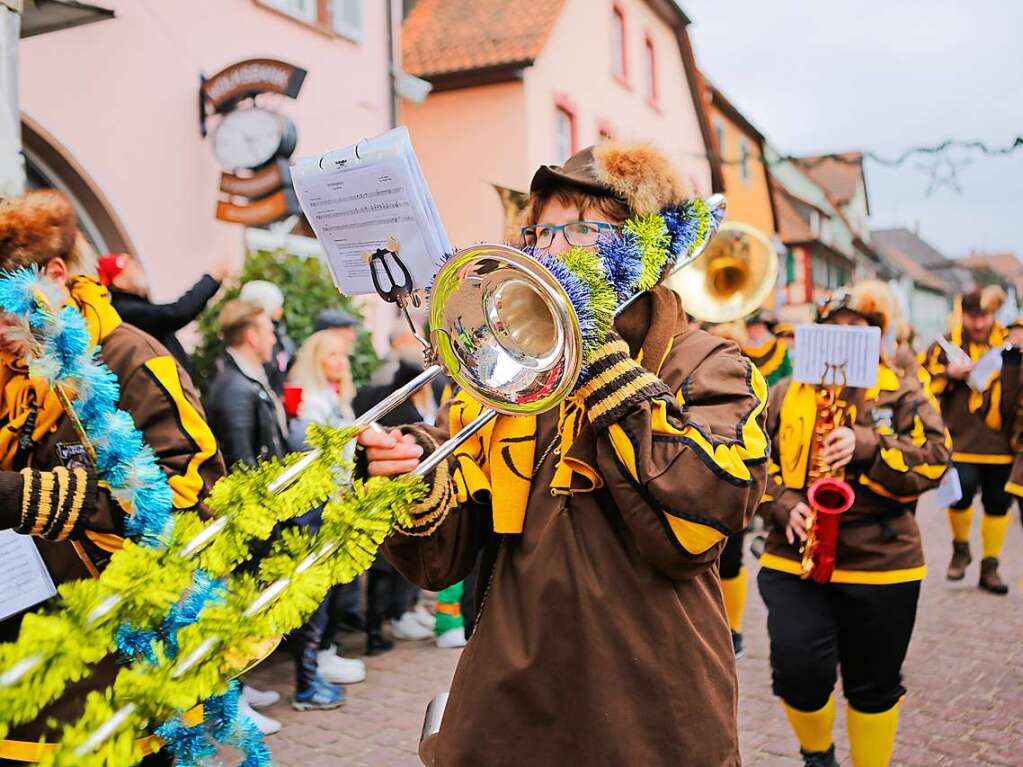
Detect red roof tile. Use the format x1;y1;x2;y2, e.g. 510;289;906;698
403;0;568;78
794;153;865;207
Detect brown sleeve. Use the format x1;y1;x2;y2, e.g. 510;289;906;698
923;340;954;401
757;380;804;529
381;401;494;591
592;341;770;580
855;377;951;501
115;353;225;519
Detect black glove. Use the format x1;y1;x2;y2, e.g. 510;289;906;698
1;465;97;541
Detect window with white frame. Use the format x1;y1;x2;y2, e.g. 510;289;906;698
713;119;726;163
257;0;317;23
332;0;363;41
554;106;575;164
611;5;627;80
739;139;751;183
644;36;657;103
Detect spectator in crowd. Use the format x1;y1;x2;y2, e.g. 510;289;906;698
353;330;440;654
205;300;344;722
285;329;368;687
99;252;232;377
240;280;294;395
313;307;360;353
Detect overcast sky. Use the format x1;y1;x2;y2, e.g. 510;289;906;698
681;0;1023;259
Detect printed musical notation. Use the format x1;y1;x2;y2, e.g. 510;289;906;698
292;127;451;296
0;530;56;621
793;324;881;389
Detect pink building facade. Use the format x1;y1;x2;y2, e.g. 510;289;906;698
18;0;391;302
401;0;716;248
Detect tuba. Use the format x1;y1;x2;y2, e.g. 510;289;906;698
665;221;778;323
800;369;855;583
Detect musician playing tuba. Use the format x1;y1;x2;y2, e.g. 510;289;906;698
757;281;949;767
359;143;770;767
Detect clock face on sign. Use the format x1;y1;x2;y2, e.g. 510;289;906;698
212;108;285;171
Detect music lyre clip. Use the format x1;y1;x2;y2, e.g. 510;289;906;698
366;238;427;347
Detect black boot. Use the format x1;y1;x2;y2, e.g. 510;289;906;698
979;557;1009;594
366;629;394;656
946;541;971;580
801;745;839;767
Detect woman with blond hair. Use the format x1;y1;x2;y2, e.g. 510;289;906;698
286;329;356;431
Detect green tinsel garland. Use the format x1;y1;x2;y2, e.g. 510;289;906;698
625;214;673;292
41;469;421;766
0;425;403;750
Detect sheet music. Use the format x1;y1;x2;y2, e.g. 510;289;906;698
793;324;881;389
935;335;972;368
967;347;1003;393
933;466;962;508
292;127;451;296
0;530;56;621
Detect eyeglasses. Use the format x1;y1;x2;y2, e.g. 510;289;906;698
520;221;619;249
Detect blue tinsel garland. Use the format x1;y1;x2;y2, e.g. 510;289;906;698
0;268;268;767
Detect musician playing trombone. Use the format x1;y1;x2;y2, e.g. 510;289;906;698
757;281;949;767
359;143;770;766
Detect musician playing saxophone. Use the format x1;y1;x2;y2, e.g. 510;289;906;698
757;281;949;767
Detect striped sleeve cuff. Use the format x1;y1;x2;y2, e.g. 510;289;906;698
577;335;671;430
394;425;456;537
10;466;96;541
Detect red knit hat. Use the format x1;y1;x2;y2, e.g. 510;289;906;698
97;253;130;286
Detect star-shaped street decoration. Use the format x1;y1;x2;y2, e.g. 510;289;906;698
915;152;972;196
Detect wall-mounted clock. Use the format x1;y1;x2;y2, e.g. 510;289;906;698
212;107;297;172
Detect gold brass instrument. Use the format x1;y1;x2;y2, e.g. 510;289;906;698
665;221;778;324
801;366;855;583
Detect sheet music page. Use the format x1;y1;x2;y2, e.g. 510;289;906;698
935;335;972;368
793;324;881;389
933;466;963;508
293;127;450;296
967;347;1003;393
0;530;56;621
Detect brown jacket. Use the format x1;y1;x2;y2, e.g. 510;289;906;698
759;364;950;582
0;321;224;749
385;289;769;767
997;347;1023;496
923;324;1011;463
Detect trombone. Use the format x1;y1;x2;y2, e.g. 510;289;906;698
271;195;779;494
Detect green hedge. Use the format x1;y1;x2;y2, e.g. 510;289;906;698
192;250;379;392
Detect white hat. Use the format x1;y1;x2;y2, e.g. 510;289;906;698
239;280;284;315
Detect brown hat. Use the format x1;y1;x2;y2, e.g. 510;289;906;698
0;190;83;272
961;285;1005;315
817;279;894;335
530;142;691;216
746;309;778;328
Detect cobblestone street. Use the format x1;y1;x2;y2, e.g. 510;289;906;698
247;490;1023;766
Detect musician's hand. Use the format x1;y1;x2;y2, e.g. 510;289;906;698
820;426;856;469
946;359;973;380
358;428;423;476
786;502;811;545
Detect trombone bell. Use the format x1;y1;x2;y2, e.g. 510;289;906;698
429;245;583;416
666;222;778;324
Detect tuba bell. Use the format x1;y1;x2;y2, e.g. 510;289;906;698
665;221;779;324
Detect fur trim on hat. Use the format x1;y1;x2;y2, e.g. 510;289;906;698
591;143;691;216
848;279;894;335
981;284;1006;314
0;190;80;272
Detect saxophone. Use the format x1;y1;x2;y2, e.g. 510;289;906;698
800;382;856;583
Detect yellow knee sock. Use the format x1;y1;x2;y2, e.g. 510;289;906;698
981;514;1010;559
783;696;835;754
947;506;973;543
847;702;900;767
721;567;747;633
